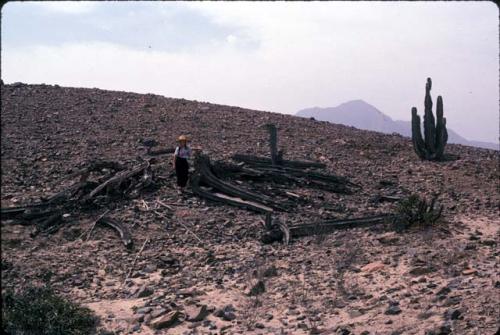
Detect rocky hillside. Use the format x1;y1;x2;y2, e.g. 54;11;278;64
1;83;499;334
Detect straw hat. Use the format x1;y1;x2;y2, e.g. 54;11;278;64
178;135;189;142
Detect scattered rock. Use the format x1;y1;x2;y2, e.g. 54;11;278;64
215;305;237;321
462;268;477;276
149;310;181;330
385;304;402;315
436;286;451;297
136;286;154;298
186;305;210;322
361;261;385;273
409;266;434;276
377;233;399;244
151;307;168;319
263;265;278;277
444;309;462;320
135;307;152;314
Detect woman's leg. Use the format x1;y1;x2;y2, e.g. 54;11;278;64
175;157;185;187
176;157;189;188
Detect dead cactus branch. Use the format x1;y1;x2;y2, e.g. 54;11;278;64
262;214;393;244
232;154;326;169
97;217;133;249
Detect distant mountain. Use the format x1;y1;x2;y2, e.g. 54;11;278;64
296;100;498;150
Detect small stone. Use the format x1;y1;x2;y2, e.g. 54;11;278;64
482;239;496;246
143;264;157;273
255;322;265;329
348;309;363;318
436;287;451;296
151;308;168;319
298;322;308;330
385;305;402;315
409;267;434;276
361;261;385;273
263;266;278;277
223;311;236;321
377;233;399;244
336;326;351;335
468;234;480;241
215;305;237;321
187;305;210;322
136;286;154;298
462;268;477;275
136;307;152;314
149;310;181;330
444;309;462;320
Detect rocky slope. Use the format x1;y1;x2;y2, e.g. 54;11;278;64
1;83;499;335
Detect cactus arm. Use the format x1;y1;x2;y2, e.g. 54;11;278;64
423;78;436;153
434;95;446;159
411;107;427;159
442;118;448;144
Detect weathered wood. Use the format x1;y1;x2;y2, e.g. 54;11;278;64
262;214;393;244
191;174;273;213
30;212;63;237
147;147;175;156
288;214;393;238
265;124;280;165
68;160;125;179
232;154;326;169
98;217;133;249
43;180;91;204
86;162;149;199
195;154;287;211
1;203;51;220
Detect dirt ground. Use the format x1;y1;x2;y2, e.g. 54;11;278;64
1;83;499;334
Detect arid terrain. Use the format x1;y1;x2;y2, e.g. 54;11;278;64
1;82;499;335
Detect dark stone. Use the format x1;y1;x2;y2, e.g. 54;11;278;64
436;287;451;297
215;305;237;321
222;311;236;321
336;326;351;335
255;322;265;329
425;323;452;335
444;309;462;320
409;266;434;276
263;266;278;277
385;305;402;315
136;286;154;298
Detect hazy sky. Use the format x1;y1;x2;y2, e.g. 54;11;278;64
2;1;498;143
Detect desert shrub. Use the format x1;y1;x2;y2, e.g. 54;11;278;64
2;285;98;335
394;194;442;231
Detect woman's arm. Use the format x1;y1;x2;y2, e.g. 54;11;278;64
173;147;179;168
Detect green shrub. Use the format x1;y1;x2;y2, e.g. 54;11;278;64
394;194;442;231
2;286;98;335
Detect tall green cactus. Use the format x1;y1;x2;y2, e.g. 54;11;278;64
411;78;448;160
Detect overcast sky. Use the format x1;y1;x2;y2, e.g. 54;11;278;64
2;1;498;143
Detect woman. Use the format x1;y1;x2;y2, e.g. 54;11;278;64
173;135;192;190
